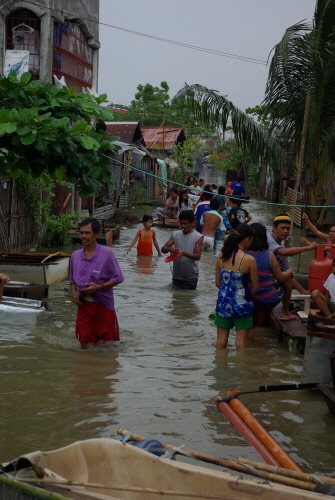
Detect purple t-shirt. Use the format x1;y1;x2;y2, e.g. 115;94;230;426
69;244;124;311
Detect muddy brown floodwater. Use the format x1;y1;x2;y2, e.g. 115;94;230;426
1;168;334;478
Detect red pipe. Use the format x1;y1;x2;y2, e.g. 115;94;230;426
214;396;280;466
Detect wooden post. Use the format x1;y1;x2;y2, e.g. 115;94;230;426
154;161;160;199
289;89;312;238
115;151;132;208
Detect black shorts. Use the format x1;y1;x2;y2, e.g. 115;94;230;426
172;277;198;290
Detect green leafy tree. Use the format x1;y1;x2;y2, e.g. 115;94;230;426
245;105;271;128
171;136;204;183
112;81;219;138
0;72;118;197
112;81;170;126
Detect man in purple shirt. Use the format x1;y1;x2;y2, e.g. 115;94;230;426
69;218;124;349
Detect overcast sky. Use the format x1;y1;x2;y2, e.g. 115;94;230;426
98;0;316;113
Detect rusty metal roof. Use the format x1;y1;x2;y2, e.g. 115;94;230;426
141;126;185;151
105;122;145;145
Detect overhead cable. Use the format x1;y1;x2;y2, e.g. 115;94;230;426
19;0;268;66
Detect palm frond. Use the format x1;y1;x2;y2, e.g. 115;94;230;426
173;84;289;171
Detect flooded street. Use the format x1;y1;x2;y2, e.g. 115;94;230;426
1;168;334;477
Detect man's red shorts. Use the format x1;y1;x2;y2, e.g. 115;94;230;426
76;300;120;344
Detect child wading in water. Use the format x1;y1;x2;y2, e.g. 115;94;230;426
127;215;162;256
215;224;259;348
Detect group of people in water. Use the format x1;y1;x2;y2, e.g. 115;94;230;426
3;175;335;352
126;177;335;350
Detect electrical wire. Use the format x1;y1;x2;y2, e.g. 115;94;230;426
102;153;335;209
19;0;268;66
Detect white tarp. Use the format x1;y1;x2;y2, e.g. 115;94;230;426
4;50;29;77
0;296;48;327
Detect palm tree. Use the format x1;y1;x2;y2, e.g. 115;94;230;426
174;0;335;221
264;0;335;214
173;84;288;177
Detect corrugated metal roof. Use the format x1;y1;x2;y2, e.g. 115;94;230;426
141;126;185;150
105;122;145;145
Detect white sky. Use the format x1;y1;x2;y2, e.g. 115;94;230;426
98;0;316;112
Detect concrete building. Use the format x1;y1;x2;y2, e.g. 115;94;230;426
0;0;100;91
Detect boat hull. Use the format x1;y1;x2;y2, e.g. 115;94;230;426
0;257;69;285
2;438;333;500
153;218;178;228
317;384;335;416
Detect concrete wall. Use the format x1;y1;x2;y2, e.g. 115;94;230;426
0;0;99;87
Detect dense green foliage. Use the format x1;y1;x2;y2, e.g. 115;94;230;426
111;81;218;137
171;136;204;183
0;72;118;197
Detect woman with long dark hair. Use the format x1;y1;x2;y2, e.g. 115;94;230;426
215;224;259;348
245;223;293;339
185;175;195;187
174;189;193;219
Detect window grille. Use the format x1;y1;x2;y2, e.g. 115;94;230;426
53;21;93;91
6;9;41;79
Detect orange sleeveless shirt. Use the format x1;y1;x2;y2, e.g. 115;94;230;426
137;229;153;256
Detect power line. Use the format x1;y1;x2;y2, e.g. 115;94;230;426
21;0;268;66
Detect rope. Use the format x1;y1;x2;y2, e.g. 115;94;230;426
102;153;335;209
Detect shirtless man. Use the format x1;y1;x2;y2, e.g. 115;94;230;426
200;198;224;250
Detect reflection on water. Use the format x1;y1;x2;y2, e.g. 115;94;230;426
168;290;201;320
1;168;334;478
136;255;155;275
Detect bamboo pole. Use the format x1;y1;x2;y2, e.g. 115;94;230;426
116;429;320;493
237;458;335;485
117;428;254;474
58;193;71;215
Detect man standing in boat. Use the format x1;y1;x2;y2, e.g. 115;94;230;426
161;210;203;289
267;214;317;320
70;218;124;349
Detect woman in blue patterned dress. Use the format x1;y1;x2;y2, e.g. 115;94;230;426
215;224;259;348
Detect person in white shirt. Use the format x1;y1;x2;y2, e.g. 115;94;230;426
311;259;335;318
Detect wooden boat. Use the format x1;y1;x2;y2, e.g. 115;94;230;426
152;218;179;229
1;438;334;500
0;252;69;285
317;383;335;416
4;280;49;300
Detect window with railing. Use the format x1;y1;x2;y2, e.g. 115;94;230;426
6;9;41;79
53;21;93;92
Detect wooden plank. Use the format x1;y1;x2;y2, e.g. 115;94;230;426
306;331;335;340
271;304;307;339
